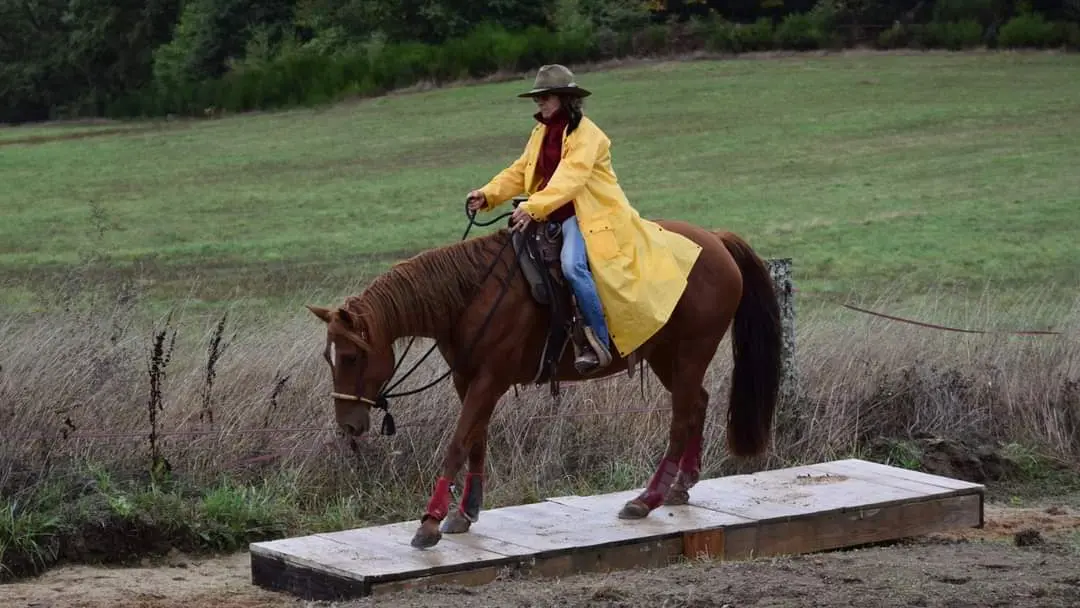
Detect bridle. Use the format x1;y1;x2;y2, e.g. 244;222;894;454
325;198;518;436
330;392;381;406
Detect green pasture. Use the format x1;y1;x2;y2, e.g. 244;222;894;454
3;52;1079;320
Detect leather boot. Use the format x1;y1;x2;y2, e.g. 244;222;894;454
575;326;612;375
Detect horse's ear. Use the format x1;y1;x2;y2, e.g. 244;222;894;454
306;305;332;323
334;309;371;352
338;307;356;328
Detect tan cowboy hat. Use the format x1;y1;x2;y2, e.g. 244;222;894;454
517;64;591;98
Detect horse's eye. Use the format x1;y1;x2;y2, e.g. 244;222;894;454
341;354;357;365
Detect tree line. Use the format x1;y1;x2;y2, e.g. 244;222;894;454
2;0;1077;124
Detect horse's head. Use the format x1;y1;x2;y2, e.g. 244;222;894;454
306;304;395;436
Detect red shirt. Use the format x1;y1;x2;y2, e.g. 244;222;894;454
534;109;575;224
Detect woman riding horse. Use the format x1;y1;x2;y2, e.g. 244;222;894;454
466;64;703;373
307;64;783;550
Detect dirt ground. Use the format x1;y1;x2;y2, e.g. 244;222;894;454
5;501;1078;608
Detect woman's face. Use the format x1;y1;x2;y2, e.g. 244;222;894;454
534;93;562;119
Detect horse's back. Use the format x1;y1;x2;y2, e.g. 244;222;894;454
647;218;743;337
651;218;741;278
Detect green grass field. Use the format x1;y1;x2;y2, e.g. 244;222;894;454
4;51;1080;582
4;51;1079;319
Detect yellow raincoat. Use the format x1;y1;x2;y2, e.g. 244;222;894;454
478;116;702;357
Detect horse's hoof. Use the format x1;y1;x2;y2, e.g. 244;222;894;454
410;520;443;549
617;499;652;520
664;486;690;506
440;510;472;534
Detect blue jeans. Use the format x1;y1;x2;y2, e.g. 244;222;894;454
560;216;610;350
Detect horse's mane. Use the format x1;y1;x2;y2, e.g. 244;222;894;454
343;230;512;342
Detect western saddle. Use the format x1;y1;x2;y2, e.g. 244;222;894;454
507;196;603;387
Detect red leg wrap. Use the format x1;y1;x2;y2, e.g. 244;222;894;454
678;434;702;486
640;458;679;509
424;477;453;521
459;472;483;520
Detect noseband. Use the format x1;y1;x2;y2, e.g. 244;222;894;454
329;392;368;403
330;391;396;435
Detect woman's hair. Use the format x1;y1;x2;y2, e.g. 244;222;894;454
560;95;584;135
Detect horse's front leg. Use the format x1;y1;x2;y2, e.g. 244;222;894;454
411;376;501;549
440;435;486;535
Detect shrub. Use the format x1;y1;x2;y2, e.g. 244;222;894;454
998;13;1060;48
515;26;563;68
631;23;671;55
106;6;1079;121
876;23;914;49
734;18;778;52
914;19;985;50
933;0;996;26
775;12;834;50
591;26;633;59
698;15;739;53
699;16;774;53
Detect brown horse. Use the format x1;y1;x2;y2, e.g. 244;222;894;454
306;218;782;549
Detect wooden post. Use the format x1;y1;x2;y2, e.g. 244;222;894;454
766;258;796;402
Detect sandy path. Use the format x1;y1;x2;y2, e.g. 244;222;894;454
4;503;1078;608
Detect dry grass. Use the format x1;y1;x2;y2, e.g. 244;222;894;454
1;285;1079;579
2;286;1078;496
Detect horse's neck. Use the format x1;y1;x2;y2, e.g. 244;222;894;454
359;233;507;343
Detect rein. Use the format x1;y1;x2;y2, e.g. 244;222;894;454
337;199;518;436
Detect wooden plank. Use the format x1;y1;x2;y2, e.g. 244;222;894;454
522;537;684;580
547;488;760;564
324;520;538;559
685;463;956;522
250;521;524;599
723;492;983;560
314;523;522;582
251;549;367;601
250;459;986;601
820;458;985;492
374;529;685;592
805;460;975;498
465;498;716;555
370;565;503;597
252;534;396;581
546;489;756;528
683;528;726;560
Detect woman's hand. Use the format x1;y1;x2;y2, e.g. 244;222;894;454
510;205;532;232
466;190;486;212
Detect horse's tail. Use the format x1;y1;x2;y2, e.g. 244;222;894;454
716;231;783;458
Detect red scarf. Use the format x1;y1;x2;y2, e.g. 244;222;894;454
534;108;575;223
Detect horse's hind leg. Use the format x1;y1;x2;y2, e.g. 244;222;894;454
619;338;716;519
632;346;709;506
664;386;708;506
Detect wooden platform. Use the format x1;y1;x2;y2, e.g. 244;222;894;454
249;458;984;600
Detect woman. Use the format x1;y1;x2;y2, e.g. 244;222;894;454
467;64;702;375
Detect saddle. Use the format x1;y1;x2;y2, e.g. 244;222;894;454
508;197;595;388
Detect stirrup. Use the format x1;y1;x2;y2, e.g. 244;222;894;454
575;327;612;375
